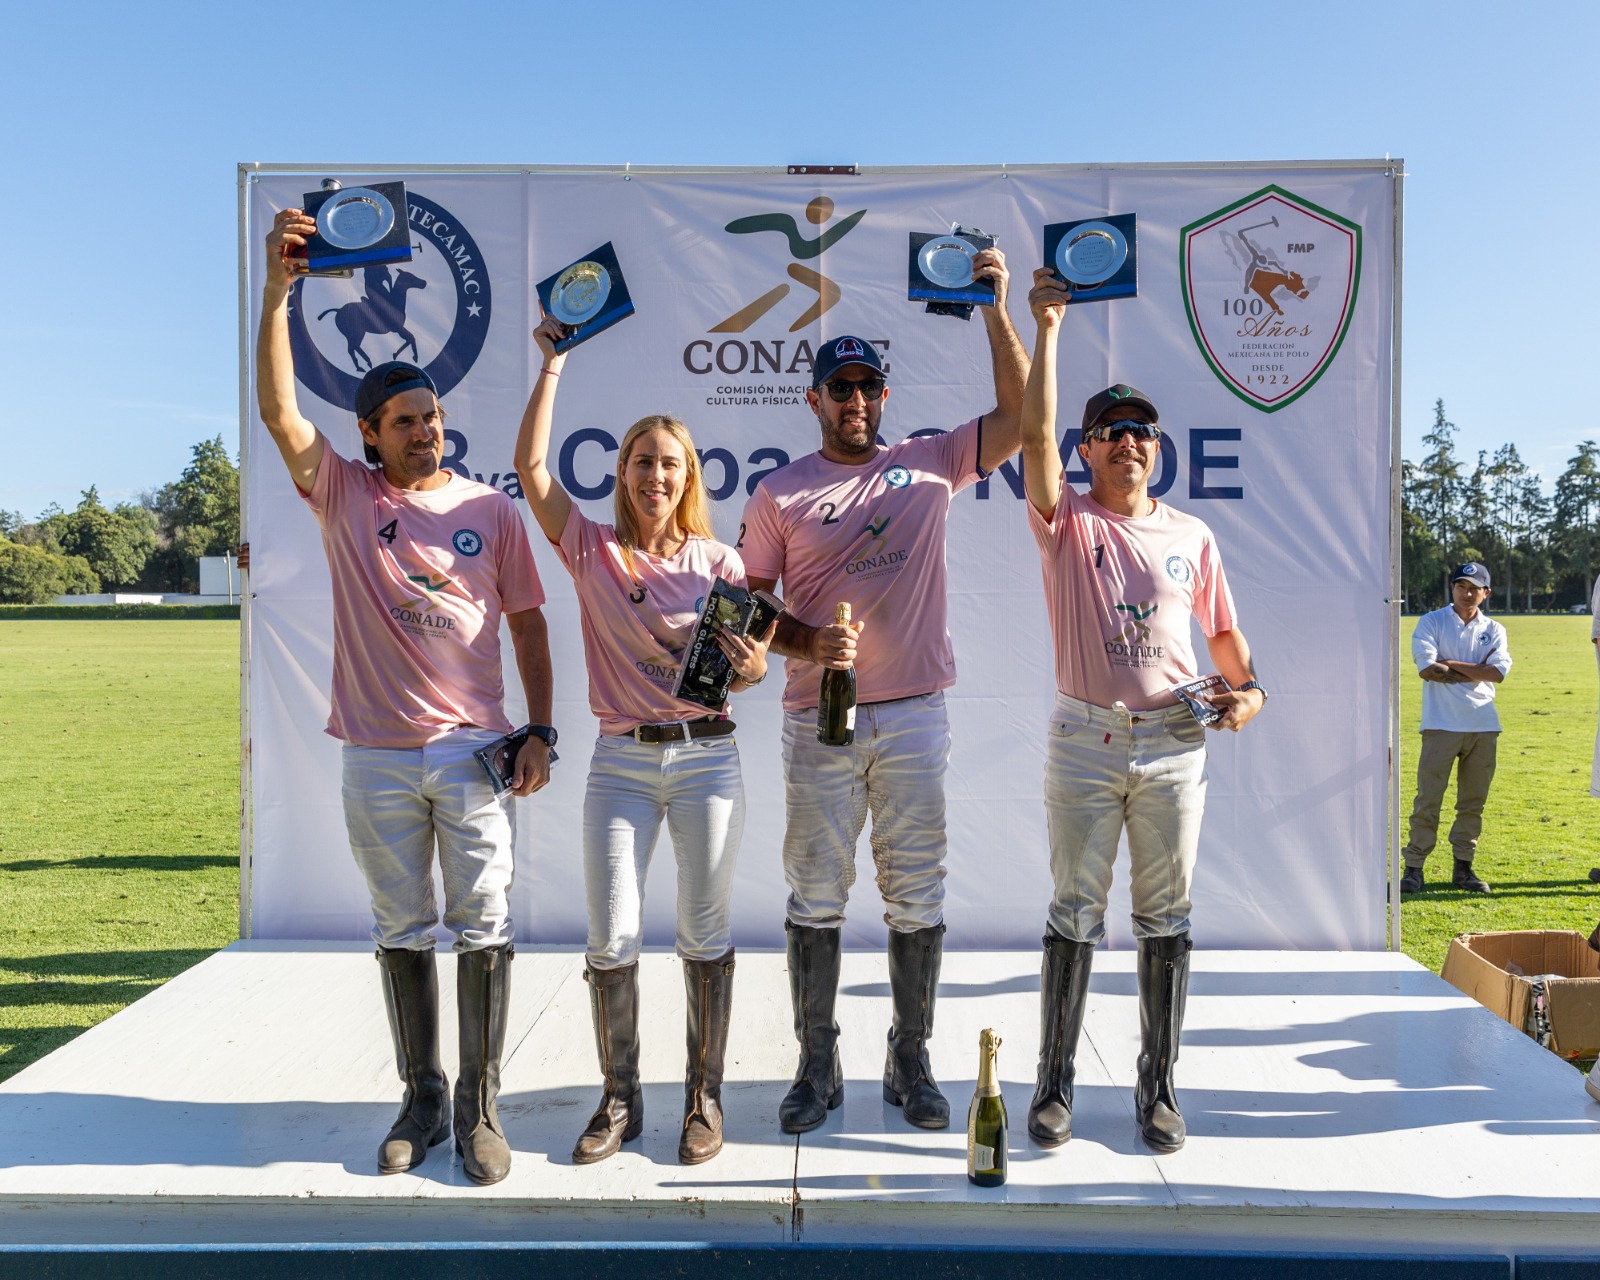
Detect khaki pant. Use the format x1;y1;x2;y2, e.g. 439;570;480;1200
1402;730;1499;869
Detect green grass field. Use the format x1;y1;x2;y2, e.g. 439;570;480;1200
0;621;240;1082
0;615;1597;1083
1397;613;1600;972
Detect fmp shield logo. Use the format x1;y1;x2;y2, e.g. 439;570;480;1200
1180;186;1361;413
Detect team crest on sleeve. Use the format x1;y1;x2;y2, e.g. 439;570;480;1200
1180;185;1361;413
884;465;911;489
452;529;484;557
285;191;492;413
1165;555;1193;585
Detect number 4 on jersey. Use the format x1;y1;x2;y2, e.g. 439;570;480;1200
378;519;398;545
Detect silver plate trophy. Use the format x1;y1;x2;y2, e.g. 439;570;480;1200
1055;220;1128;287
548;260;612;326
315;187;398;250
917;235;977;289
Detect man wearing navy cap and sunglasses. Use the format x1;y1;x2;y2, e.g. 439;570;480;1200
255;208;554;1185
1017;269;1266;1155
739;247;1027;1136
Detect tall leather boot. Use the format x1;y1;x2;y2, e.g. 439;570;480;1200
679;950;736;1165
1135;932;1192;1153
778;922;844;1134
883;923;950;1130
454;942;513;1185
376;946;450;1174
572;962;643;1164
1027;931;1095;1147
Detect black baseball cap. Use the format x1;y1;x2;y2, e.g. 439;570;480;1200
1452;562;1491;589
355;361;438;423
1081;383;1159;435
812;336;886;388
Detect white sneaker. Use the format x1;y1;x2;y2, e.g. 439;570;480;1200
1586;1060;1600;1104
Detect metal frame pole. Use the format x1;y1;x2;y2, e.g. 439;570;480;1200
237;163;257;941
1388;162;1406;950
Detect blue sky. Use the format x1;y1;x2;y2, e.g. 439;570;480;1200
2;0;1594;518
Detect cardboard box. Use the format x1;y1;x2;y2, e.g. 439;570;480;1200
1441;930;1600;1059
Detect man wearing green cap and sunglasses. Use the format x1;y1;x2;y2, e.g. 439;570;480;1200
1016;268;1266;1156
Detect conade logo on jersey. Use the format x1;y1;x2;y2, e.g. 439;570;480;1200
287;191;492;413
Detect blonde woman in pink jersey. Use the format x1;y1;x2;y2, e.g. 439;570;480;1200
515;316;774;1167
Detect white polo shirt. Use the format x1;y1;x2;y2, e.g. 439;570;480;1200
1411;604;1512;732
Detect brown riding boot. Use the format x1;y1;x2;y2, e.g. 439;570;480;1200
679;951;736;1165
572;962;643;1164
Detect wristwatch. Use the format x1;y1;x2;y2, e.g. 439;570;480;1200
1238;680;1269;702
526;724;559;749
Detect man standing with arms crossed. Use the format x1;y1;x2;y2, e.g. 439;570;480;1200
739;248;1026;1134
257;208;554;1185
1399;562;1510;895
1018;270;1266;1153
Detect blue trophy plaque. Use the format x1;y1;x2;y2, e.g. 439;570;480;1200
908;228;996;310
536;242;635;351
298;181;414;277
1042;213;1137;302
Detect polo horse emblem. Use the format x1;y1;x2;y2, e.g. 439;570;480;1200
1222;220;1318;316
318;266;428;371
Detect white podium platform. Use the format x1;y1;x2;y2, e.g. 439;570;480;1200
2;943;1597;1256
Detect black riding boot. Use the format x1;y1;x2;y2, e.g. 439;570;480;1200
883;923;950;1130
1135;932;1192;1153
376;946;450;1174
680;950;736;1164
1028;931;1095;1147
453;942;513;1185
572;962;643;1164
778;922;844;1134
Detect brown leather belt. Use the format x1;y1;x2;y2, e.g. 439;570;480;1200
626;719;736;744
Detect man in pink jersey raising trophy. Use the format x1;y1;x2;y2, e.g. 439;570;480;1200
740;246;1028;1135
256;208;554;1185
1018;269;1266;1154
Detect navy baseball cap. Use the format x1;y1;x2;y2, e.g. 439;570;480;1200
355;361;438;423
1452;562;1491;589
1081;383;1159;435
812;336;886;388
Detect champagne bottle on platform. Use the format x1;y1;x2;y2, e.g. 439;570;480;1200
967;1028;1007;1187
816;602;856;746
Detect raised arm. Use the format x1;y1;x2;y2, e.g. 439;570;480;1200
1021;269;1070;519
256;208;325;493
512;317;575;543
971;247;1030;474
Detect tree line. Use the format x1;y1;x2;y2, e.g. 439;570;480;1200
0;437;240;603
1;410;1591;612
1404;399;1596;613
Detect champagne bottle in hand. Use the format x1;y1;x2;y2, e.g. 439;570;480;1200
817;602;856;746
967;1028;1007;1187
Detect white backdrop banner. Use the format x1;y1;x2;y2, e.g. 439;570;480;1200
243;163;1396;952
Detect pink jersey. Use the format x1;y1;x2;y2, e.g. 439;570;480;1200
301;445;545;748
555;508;747;736
739;419;982;711
1028;485;1237;712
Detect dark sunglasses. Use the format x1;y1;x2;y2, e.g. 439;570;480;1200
1083;421;1161;444
822;376;887;403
